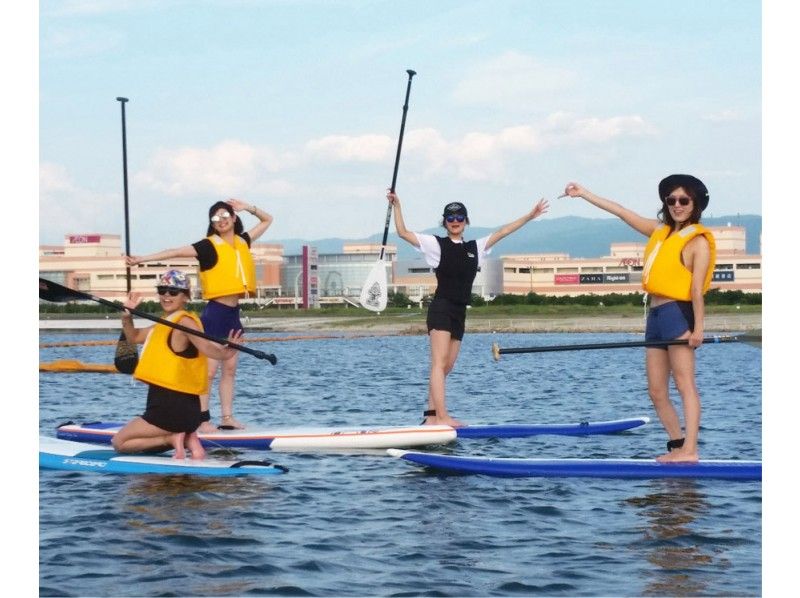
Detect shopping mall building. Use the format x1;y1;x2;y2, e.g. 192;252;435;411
39;224;760;306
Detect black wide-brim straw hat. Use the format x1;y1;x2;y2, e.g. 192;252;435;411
658;174;709;211
443;202;468;217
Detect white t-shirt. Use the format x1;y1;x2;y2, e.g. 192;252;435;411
413;233;492;268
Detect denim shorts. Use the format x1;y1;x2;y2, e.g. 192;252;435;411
200;300;244;338
645;301;694;349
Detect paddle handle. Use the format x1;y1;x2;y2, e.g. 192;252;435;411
379;69;416;261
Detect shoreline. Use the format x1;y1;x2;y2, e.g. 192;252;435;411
39;312;761;334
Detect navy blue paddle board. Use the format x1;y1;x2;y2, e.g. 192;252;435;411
388;450;761;481
455;416;649;438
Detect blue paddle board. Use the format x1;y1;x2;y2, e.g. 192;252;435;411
388;450;761;481
56;421;456;450
455;416;649;438
40;436;287;476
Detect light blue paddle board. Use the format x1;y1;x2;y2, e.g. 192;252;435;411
40;436;287;476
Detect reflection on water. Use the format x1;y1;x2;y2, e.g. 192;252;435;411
626;480;719;596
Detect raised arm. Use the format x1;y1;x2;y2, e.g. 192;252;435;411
563;182;658;237
121;293;152;344
227;198;273;242
387;190;420;248
485;198;550;251
126;245;198;267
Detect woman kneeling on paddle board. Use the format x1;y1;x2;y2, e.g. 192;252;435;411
388;191;549;427
562;176;715;463
112;270;241;459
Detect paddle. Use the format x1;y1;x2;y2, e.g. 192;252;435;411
113;96;139;374
360;68;416;312
492;331;762;360
39;278;277;364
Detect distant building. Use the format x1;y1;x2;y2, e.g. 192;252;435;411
393;225;761;298
38;233;283;301
39;225;760;306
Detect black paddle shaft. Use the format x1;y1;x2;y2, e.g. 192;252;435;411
116;97;132;291
379;69;416;260
39;278;277;365
493;333;761;358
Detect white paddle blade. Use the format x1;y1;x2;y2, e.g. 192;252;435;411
360;260;388;312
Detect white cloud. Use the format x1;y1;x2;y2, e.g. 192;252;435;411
305;134;394;163
39;162;118;237
541;112;657;144
132;112;655;196
452;51;576;107
134;140;298;196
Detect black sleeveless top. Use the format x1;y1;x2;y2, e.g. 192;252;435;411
433;236;479;305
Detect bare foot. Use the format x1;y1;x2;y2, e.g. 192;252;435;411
656;449;699;463
186;432;206;461
219;415;246;430
197;421;218;434
172;432;186;460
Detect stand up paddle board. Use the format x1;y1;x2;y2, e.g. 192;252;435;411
39;436;287;476
388;450;762;481
56;421;457;450
456;416;649;438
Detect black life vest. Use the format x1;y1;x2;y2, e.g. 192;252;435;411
433;236;479;305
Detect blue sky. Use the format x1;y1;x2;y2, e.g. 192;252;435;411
36;0;763;252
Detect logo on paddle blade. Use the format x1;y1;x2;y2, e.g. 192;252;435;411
363;281;384;308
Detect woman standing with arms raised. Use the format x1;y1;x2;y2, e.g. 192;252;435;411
562;175;715;463
388;190;549;427
127;199;272;432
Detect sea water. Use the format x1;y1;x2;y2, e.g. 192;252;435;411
39;331;762;596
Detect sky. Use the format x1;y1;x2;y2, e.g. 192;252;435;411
35;0;764;253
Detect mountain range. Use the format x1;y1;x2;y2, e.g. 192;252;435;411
274;214;762;260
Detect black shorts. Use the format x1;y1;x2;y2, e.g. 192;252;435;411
141;384;202;433
426;297;468;341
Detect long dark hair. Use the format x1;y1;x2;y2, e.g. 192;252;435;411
657;174;708;230
206;201;244;236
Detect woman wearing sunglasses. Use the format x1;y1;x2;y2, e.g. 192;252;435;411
562;175;716;463
112;270;241;459
387;190;549;427
126;199;273;432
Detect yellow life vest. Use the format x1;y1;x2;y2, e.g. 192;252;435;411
642;223;716;301
134;310;209;395
198;234;256;300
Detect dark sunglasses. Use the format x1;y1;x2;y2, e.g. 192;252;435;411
445;214;466;223
664;195;692;207
156;286;185;296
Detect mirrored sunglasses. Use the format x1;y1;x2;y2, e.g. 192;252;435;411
210;212;233;222
445;214;466;223
664;195;692;207
156;286;186;296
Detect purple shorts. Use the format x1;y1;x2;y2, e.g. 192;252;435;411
645;301;694;349
200;300;244;338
